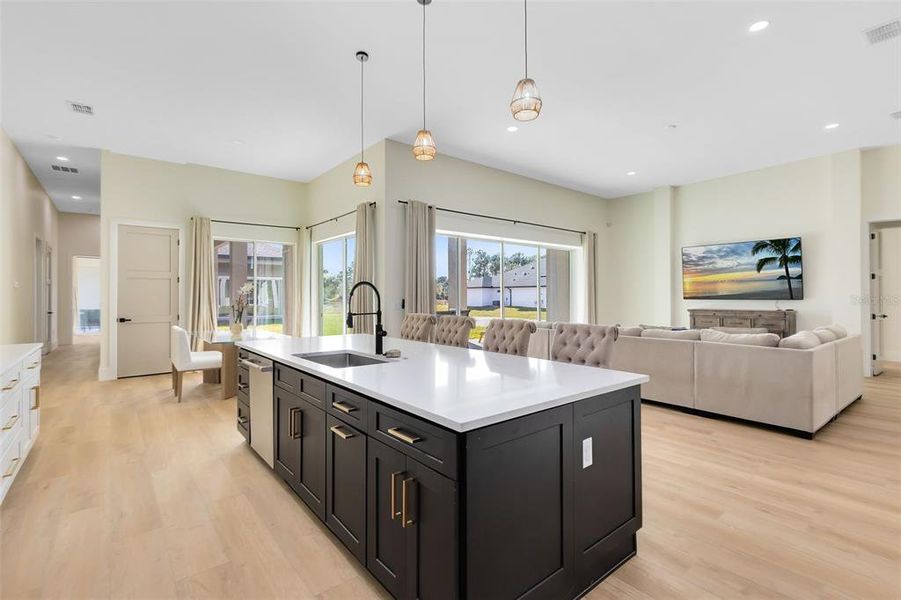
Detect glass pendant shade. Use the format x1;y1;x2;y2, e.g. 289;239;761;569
352;161;372;186
510;77;542;121
412;129;437;160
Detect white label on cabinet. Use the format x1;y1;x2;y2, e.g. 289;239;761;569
582;437;593;469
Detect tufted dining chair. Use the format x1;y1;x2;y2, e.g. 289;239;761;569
481;319;537;356
400;313;437;342
550;323;619;368
435;315;476;348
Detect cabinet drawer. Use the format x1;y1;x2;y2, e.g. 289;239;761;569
0;429;23;501
275;364;326;407
692;316;720;328
237;367;250;397
1;368;21;398
237;347;251;362
722;317;753;327
369;401;459;480
0;390;23;456
237;397;250;442
22;352;41;384
326;385;367;429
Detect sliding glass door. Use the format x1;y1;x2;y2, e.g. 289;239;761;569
214;239;294;334
436;233;572;342
317;234;355;335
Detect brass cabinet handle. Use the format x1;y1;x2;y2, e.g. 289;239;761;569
390;471;404;520
2;457;19;478
237;416;248;425
31;386;40;410
401;477;416;528
330;425;354;440
290;407;302;439
387;427;422;445
27;362;39;370
2;379;18;391
331;401;357;414
2;414;19;431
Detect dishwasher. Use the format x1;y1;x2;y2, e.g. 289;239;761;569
242;354;274;468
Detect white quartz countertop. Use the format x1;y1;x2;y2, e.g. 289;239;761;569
236;334;648;432
1;343;43;372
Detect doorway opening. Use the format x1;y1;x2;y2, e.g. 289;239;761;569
869;222;901;376
73;256;101;343
34;238;53;354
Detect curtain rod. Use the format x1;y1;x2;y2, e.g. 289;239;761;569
305;201;376;230
396;200;586;236
191;217;300;231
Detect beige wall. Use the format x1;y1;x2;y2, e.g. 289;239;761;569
99;151;307;379
862;145;901;220
58;212;100;345
0;129;59;345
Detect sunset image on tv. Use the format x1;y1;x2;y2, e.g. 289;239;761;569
682;238;803;300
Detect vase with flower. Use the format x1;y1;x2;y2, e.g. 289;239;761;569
230;282;254;335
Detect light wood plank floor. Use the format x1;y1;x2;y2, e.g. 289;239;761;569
1;343;899;599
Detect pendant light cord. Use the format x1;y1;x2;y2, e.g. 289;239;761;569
524;0;528;78
422;0;427;131
360;57;365;161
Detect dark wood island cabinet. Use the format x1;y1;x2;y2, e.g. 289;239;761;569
237;346;643;600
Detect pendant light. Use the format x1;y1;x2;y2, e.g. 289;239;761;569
352;50;372;186
412;0;437;160
510;0;542;121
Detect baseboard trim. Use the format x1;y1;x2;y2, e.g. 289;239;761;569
98;366;116;381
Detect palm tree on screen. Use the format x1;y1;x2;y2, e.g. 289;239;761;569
752;238;802;299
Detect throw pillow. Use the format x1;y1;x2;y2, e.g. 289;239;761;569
710;326;770;334
778;331;822;349
812;327;838;343
699;329;780;347
823;324;848;339
641;329;701;341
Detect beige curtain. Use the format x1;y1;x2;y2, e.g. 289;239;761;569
189;217;217;347
583;231;597;324
299;226;313;336
404;200;436;314
352;202;377;333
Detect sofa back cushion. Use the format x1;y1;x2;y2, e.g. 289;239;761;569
822;324;848;339
700;329;780;347
641;328;701;341
778;331;822;349
812;327;838;343
617;326;643;337
710;326;770;334
640;323;674;331
551;323;618;368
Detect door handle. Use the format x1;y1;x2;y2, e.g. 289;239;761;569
329;425;354;440
117;317;132;323
31;386;40;410
401;477;416;528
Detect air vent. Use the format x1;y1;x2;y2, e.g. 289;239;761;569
66;100;94;115
891;110;901;120
51;164;80;174
864;20;901;44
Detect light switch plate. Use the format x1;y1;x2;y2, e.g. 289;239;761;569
582;437;593;469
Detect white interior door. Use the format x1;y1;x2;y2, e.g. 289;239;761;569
879;228;901;364
117;225;179;378
871;231;886;376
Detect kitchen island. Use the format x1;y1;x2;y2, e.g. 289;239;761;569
236;334;648;600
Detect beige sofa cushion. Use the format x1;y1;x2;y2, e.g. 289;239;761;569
710;326;769;334
618;326;643;337
834;335;863;410
640;323;674;330
399;313;437;342
812;327;838;343
778;331;821;349
610;336;695;408
434;315;475;348
700;329;780;347
823;324;848;339
482;319;536;356
551;323;618;368
641;328;701;341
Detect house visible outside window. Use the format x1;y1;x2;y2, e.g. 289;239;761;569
214;239;295;334
317;234;355;335
436;233;573;341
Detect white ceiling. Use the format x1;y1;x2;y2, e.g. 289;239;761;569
2;1;899;215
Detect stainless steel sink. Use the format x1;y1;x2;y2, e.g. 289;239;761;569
294;350;388;368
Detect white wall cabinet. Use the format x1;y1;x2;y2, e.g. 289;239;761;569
0;344;42;503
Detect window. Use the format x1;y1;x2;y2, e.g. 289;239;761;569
436;233;572;341
317;234;355;335
214;239;294;334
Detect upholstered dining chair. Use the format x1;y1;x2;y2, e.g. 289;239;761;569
481;319;537;356
550;323;618;368
400;313;438;342
170;326;223;402
435;315;476;348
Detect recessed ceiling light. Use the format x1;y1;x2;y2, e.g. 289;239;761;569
56;156;69;162
665;124;678;130
46;134;60;140
507;126;519;132
824;123;840;130
627;171;637;176
231;139;244;145
71;195;81;200
749;20;770;33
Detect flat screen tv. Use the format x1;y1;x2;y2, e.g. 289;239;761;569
682;237;803;300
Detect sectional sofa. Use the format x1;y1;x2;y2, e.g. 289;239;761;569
608;328;863;437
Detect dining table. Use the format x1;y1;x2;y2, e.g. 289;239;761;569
190;328;287;399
